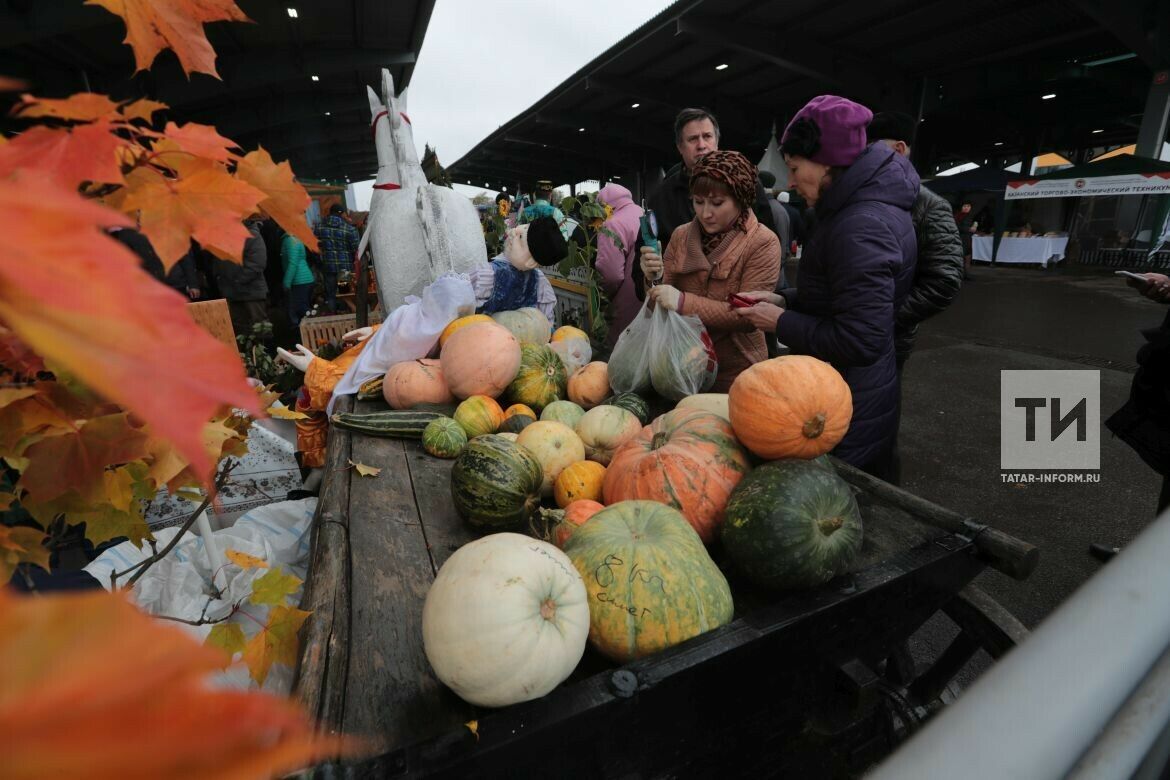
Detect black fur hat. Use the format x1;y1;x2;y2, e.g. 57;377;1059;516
526;216;567;266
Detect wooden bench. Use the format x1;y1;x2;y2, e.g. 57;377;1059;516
186;299;237;350
298;312;384;350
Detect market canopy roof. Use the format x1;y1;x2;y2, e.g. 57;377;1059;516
449;0;1166;193
1005;154;1170;199
0;0;435;183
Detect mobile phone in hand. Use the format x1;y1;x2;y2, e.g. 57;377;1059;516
728;293;755;309
1115;270;1149;284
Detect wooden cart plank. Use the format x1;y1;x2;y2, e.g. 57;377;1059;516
295;394;353;731
342;426;471;749
401;441;475;574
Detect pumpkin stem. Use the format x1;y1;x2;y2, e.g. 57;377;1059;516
540;598;557;621
817;515;843;535
802;413;826;439
650;432;669;450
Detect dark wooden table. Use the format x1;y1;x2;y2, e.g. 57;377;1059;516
295;394;477;751
295;396;1031;776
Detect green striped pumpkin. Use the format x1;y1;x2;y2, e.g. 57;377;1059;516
507;344;567;412
422;417;468;459
722;458;863;590
451;434;544;530
603;393;650;425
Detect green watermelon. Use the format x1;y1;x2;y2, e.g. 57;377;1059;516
451;434;544;529
722;458;862;590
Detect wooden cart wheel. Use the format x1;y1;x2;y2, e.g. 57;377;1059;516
880;584;1029;737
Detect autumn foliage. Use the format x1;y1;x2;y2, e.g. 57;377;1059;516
0;588;356;779
1;1;359;775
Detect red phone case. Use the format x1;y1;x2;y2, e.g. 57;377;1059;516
728;294;754;308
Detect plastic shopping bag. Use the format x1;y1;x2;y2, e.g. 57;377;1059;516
607;299;655;394
608;299;718;399
549;336;592;376
646;304;718;400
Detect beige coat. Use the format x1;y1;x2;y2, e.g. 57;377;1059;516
660;210;781;391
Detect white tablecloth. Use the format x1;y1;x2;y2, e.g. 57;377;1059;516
972;236;1069;267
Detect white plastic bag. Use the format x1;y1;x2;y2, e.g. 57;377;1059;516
608;300;718;399
645;304;718;400
549;337;592;376
607;299;654;394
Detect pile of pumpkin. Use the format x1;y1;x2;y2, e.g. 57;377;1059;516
335;307;865;710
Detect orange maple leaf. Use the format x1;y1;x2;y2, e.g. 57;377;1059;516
0;174;260;484
0;121;127;189
85;0;252;79
0;526;50;583
159;121;240;163
9;92;120;122
18;413;149;504
0;589;360;779
120;163;265;268
235;146;320;252
242;604;311;686
119;97;168;123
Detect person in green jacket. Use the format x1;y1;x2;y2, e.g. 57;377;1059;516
281;232;315;327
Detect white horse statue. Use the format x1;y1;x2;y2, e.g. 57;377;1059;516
361;68;484;312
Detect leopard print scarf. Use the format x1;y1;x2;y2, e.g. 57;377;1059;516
690;150;757;255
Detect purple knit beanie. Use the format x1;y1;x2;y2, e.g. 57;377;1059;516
781;95;874;167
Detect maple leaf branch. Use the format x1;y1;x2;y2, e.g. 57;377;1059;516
154;595;233;627
110;460;237;589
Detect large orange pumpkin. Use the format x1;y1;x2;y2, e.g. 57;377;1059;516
554;460;607;507
728;355;852;460
603;409;750;543
567;361;609;409
439;314;493;347
382;359;454;409
440;322;522;399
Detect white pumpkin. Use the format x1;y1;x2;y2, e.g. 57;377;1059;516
491;307;551;345
422;533;589;707
575;405;642;466
517;420;586;497
676;393;730;421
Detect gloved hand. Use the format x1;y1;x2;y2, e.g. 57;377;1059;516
276;343;316;373
639;246;664;281
342;327;374;344
648;284;681;312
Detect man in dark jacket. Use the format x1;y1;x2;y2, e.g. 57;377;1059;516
867;113;964;483
214;218;269;336
109;226;201;299
645;108;776;255
1106;273;1170;515
867;112;964;368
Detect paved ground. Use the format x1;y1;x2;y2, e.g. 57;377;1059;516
896;262;1165;685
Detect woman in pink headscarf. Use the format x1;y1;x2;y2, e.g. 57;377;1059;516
594;183;644;347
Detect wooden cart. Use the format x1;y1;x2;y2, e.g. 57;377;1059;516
296;396;1036;778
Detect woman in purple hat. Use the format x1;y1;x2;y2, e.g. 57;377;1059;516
736;95;919;479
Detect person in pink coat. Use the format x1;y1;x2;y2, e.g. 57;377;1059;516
595;183;644;347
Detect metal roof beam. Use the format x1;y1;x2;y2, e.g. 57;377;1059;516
1071;0;1170;69
500;132;641;170
0;2;111;48
676;15;913;109
158;48;414;109
533;112;672;154
203;96;372;138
